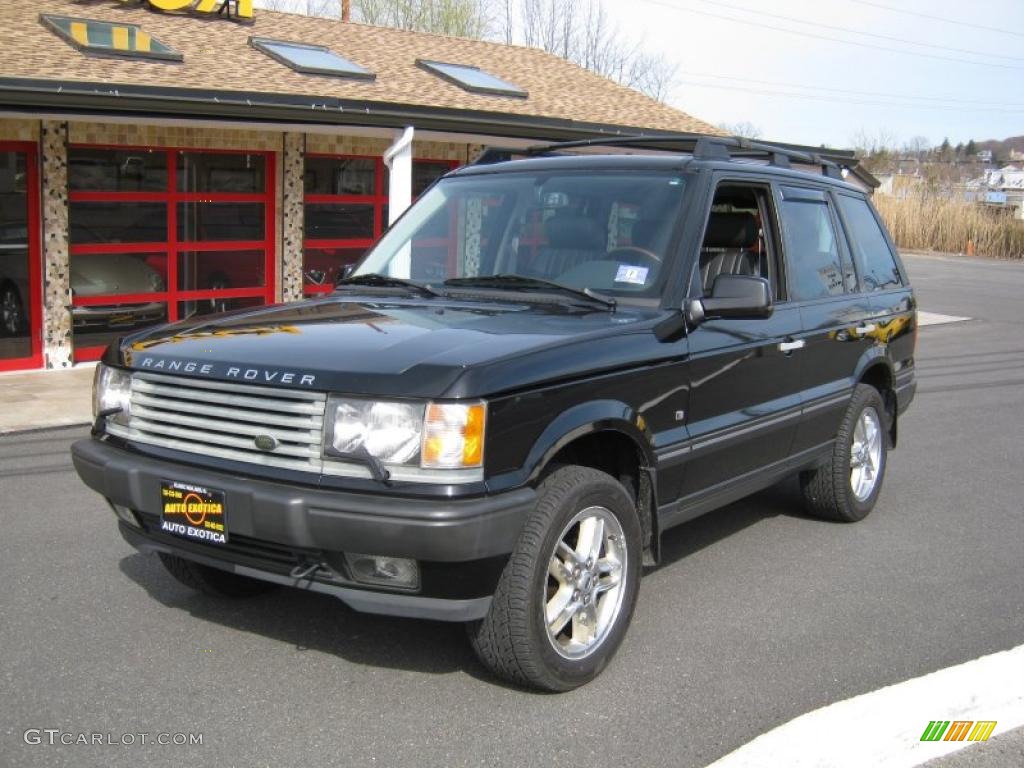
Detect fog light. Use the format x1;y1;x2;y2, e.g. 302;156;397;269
344;553;420;590
109;502;139;528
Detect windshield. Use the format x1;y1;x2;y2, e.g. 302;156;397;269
354;170;686;300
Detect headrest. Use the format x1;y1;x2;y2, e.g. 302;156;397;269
631;219;661;249
702;212;758;249
545;214;606;250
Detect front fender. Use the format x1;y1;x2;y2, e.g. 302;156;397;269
485;399;656;493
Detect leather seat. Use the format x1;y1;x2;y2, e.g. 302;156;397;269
699;212;761;293
532;214;606;279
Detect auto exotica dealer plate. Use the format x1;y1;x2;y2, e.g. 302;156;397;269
159;481;228;545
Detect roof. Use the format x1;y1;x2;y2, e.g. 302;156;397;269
0;0;719;138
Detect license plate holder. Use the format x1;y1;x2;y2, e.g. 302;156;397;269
159;481;228;546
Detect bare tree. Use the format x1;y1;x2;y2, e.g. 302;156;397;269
717;121;763;140
353;0;492;37
510;0;676;102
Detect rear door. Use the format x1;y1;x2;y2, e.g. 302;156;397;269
833;192;916;380
777;185;877;454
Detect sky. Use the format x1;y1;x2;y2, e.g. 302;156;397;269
256;0;1024;151
597;0;1024;149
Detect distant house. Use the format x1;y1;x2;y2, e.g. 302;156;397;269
981;166;1024;220
976;149;994;163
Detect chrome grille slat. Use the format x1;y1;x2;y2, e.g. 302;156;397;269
107;425;322;472
133;379;323;415
120;372;328;473
131;393;323;430
127;418;319;458
130;409;322;449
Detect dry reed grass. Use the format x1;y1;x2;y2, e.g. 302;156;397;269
874;192;1024;259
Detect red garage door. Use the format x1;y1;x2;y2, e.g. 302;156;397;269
68;146;276;362
0;142;42;372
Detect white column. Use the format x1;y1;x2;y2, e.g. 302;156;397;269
383;126;414;277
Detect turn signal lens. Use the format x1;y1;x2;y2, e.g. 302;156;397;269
422;402;486;469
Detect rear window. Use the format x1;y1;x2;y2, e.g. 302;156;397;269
778;198;845;301
837;195;902;292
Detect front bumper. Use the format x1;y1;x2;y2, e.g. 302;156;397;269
72;438;537;621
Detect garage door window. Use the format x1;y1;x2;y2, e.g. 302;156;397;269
302;155;454;295
68;147;275;361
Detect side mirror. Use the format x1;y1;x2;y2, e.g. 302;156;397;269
685;274;773;325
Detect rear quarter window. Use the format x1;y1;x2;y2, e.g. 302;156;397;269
837;195;903;292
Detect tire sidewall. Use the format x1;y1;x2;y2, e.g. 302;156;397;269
526;470;642;689
838;388;888;520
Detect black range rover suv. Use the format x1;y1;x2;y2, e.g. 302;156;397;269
72;135;916;691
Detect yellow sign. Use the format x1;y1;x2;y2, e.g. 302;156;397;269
118;0;253;21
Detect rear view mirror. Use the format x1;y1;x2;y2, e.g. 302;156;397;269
686;274;773;325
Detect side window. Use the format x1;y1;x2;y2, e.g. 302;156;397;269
778;195;845;301
697;184;782;300
837;195;902;292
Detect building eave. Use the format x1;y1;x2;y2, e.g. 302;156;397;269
0;76;708;144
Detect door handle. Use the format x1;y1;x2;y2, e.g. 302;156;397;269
856;323;877;335
778;339;806;353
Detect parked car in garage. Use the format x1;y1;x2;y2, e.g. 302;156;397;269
0;220;166;335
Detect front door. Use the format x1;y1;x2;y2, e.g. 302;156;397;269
678;181;803;507
0;143;41;371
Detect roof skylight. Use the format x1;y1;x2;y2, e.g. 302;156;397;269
250;37;374;80
417;60;527;98
40;14;182;62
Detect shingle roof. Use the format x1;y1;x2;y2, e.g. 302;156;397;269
0;0;719;136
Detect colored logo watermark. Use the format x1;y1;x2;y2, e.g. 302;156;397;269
920;721;997;742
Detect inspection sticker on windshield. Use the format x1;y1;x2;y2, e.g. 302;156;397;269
615;265;649;285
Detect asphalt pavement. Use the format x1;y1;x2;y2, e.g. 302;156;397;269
1;252;1022;768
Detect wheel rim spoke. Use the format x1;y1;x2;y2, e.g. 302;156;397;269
575;516;605;564
850;407;883;501
546;586;579;636
543;506;627;661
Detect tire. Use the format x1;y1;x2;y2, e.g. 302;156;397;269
158;552;276;598
801;384;888;522
207;273;230;314
1;282;25;337
467;466;642;691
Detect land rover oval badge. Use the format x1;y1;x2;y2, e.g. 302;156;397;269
254;435;278;452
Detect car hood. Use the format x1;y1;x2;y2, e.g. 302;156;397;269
72;255;160;297
113;294;675;398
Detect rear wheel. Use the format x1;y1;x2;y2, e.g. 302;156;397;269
467;466;641;691
158;552;276;598
801;384;888;522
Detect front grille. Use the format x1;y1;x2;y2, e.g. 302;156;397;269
106;371;327;473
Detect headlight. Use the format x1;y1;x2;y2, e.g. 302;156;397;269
326;399;424;465
92;364;132;425
324;398;486;471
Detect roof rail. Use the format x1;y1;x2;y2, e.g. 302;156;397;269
473;134;849;179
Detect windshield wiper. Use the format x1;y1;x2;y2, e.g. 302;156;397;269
444;275;616;311
336;273;443;298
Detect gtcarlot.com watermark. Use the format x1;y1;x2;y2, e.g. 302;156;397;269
23;729;203;747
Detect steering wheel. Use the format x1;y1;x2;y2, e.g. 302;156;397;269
606;246;662;266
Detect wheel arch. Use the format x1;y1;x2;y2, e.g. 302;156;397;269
855;354;898;447
521;400;658;561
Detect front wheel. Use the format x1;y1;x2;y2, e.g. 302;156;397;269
801;384;888;522
468;466;642;691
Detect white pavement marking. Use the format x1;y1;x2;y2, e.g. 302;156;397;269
918;311;972;327
705;644;1024;768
